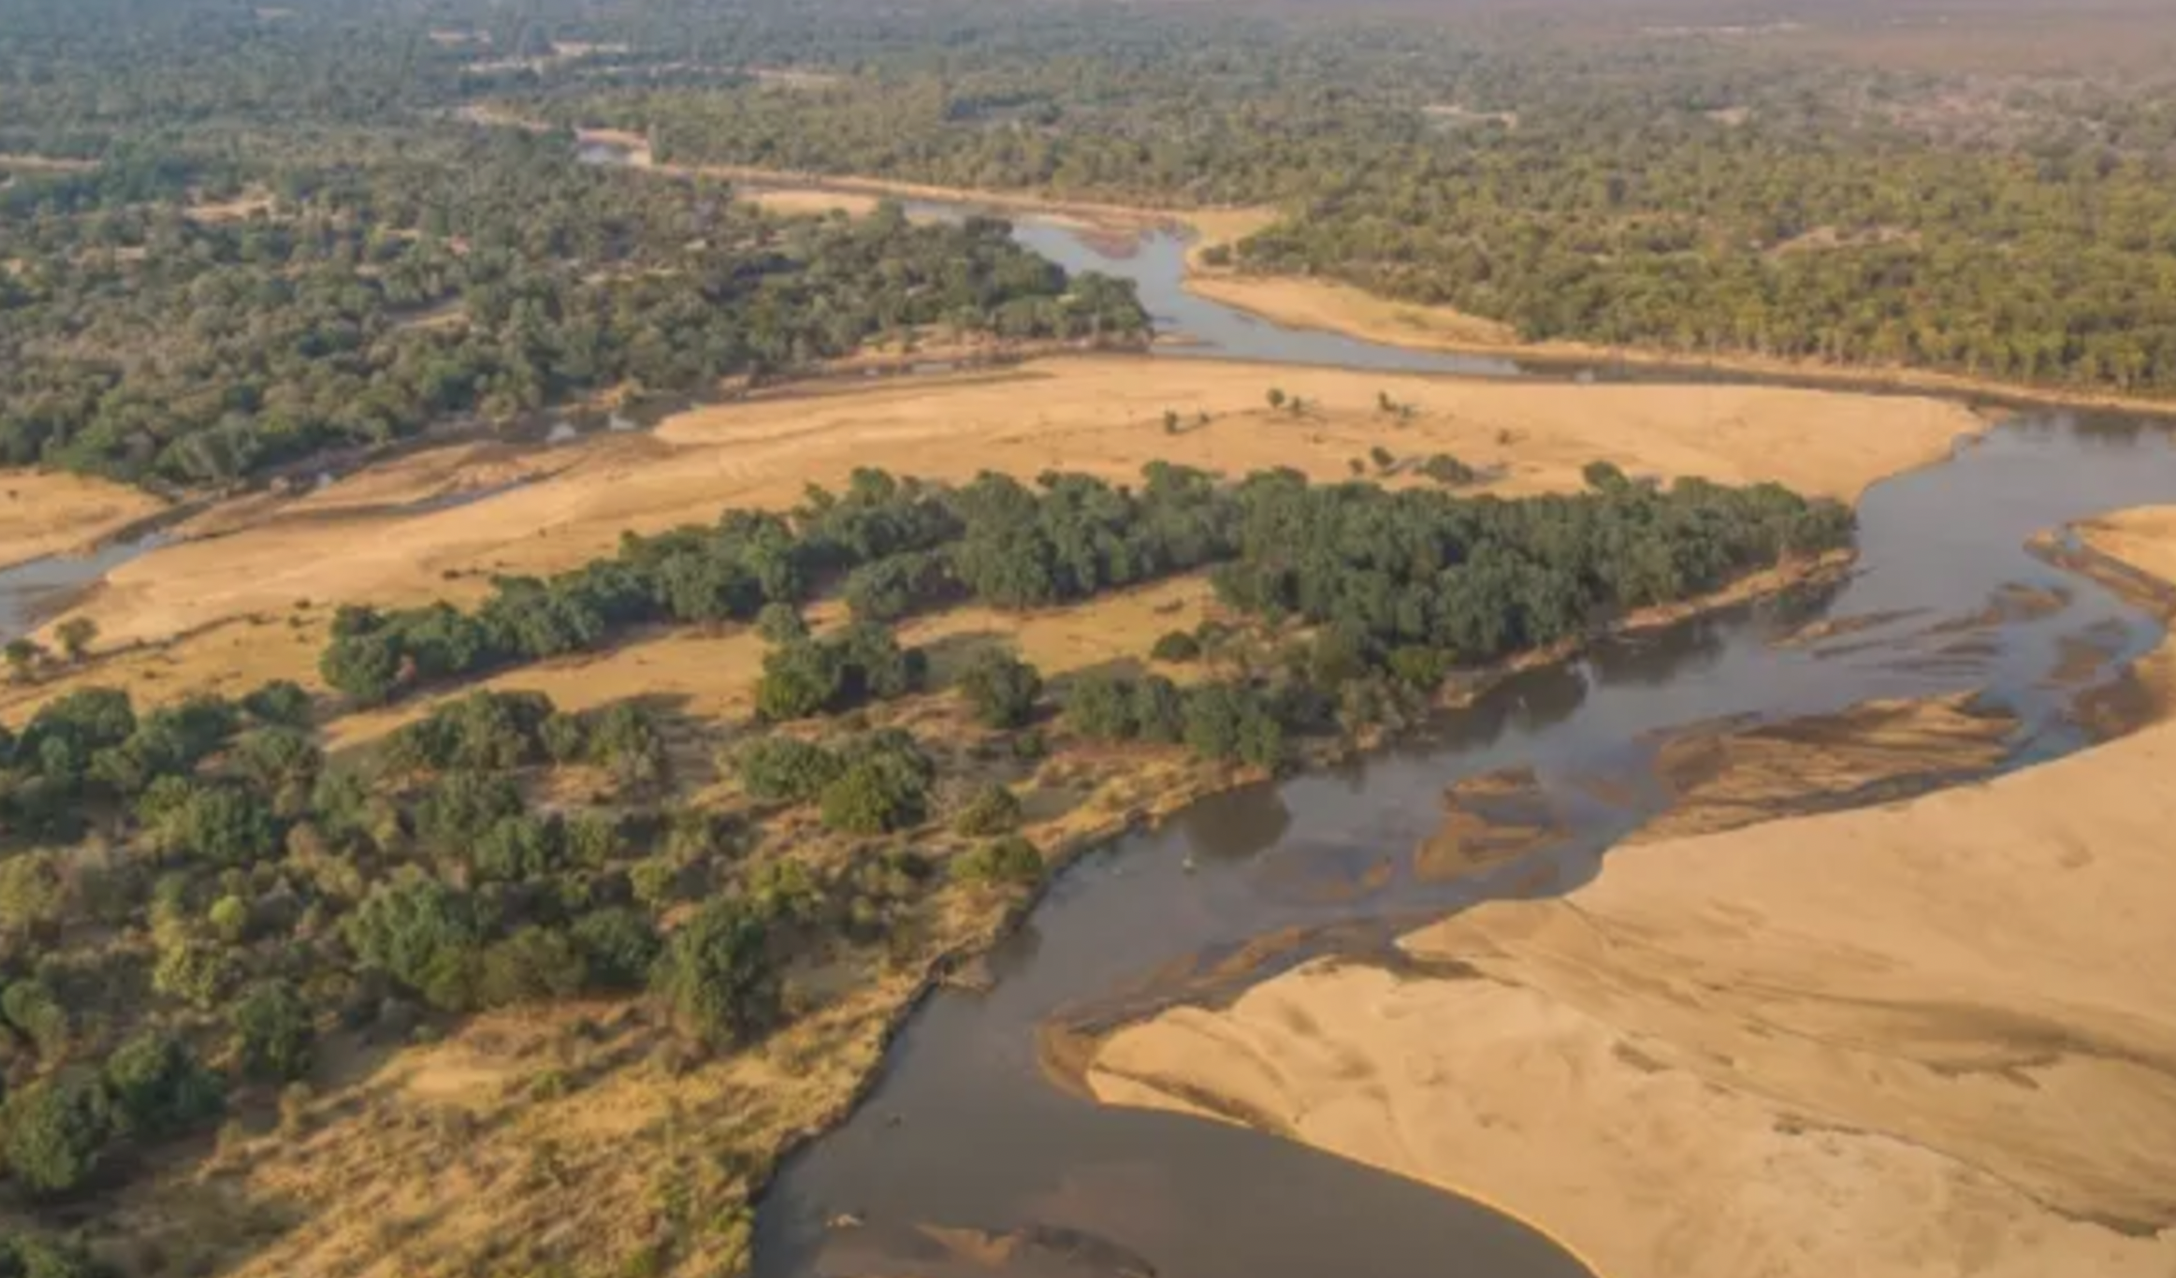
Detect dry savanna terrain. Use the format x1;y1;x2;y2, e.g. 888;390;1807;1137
1088;508;2176;1278
0;356;1978;1278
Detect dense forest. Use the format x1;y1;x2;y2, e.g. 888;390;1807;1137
0;129;1144;487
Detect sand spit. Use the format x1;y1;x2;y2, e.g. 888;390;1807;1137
1089;509;2176;1278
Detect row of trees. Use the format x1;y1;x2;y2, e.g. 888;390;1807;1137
322;459;1848;709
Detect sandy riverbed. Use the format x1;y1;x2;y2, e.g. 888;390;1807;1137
1088;509;2176;1278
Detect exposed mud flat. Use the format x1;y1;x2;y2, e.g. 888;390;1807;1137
1086;507;2176;1278
1629;690;2015;843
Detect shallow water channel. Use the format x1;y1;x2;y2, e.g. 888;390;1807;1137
737;204;2176;1277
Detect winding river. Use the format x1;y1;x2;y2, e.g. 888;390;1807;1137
727;197;2176;1277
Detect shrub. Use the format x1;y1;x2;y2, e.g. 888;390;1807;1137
55;618;97;663
954;836;1043;889
1421;453;1475;486
242;679;313;727
651;900;775;1050
103;1033;223;1140
1182;683;1285;768
953;783;1023;837
754;602;810;646
230;980;315;1082
471;814;565;883
959;650;1043;729
820;760;928;835
735;737;843;804
818;732;933;835
1150;630;1201;663
1583;459;1631;492
755;640;845;721
1065;673;1138;740
1;1075;113;1198
346;878;481;1010
571;908;660;990
1369;445;1396;472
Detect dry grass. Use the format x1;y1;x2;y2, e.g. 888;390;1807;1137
0;468;167;570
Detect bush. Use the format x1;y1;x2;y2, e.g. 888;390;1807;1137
1;979;70;1058
816;732;933;835
1065;673;1138;740
953;783;1023;837
242;679;313;727
571;908;660;990
735;737;843;804
346;878;482;1010
651;900;775;1050
959;650;1043;729
1150;630;1201;663
754;640;845;721
103;1033;223;1140
0;1231;104;1277
55;618;97;663
231;980;315;1082
1;1075;113;1198
1182;683;1285;768
1583;459;1631;492
471;814;565;883
753;602;810;646
820;760;929;835
954;836;1043;889
152;784;277;866
1421;453;1475;486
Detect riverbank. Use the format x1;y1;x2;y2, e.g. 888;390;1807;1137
1085;508;2176;1278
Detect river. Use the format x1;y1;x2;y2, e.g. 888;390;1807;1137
705;188;2176;1277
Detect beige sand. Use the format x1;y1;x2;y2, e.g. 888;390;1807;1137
58;357;1972;657
0;468;166;570
1089;509;2176;1278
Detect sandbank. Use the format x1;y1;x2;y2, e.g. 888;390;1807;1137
1089;508;2176;1278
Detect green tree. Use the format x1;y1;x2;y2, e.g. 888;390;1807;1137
953;783;1023;837
54;618;97;664
651;900;775;1051
954;836;1044;888
346;878;482;1010
230;980;315;1082
959;650;1043;729
103;1033;224;1139
1;1075;113;1198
